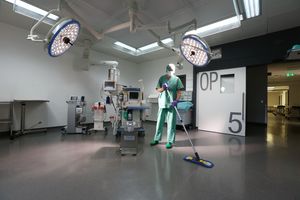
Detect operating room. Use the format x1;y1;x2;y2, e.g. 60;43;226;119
0;0;300;199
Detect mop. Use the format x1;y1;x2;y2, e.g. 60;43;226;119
166;90;214;168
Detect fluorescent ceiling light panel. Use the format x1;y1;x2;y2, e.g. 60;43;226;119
161;38;173;44
185;15;242;38
113;41;137;56
138;43;158;51
114;16;242;56
114;38;173;56
243;0;260;18
4;0;59;24
114;41;136;52
138;38;173;52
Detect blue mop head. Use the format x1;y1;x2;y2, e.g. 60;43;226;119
183;156;214;168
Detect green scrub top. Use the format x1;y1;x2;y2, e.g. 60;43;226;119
156;75;184;108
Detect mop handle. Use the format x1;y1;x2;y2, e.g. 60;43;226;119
166;89;197;155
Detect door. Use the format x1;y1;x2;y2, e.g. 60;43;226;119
196;67;246;136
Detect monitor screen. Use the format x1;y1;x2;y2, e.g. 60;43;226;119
104;81;115;88
129;92;139;100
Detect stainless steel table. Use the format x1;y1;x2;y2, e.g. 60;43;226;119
12;100;50;139
0;101;14;139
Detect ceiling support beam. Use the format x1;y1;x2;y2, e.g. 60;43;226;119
168;19;197;35
62;0;132;40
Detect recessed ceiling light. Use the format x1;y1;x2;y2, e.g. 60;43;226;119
4;0;59;25
185;15;243;38
113;38;173;56
243;0;261;19
138;38;173;52
113;41;137;56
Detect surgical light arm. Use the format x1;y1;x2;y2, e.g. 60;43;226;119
27;8;60;42
61;0;134;40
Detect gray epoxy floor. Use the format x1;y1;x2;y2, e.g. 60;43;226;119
0;114;300;200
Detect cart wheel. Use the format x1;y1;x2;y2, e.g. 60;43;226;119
116;131;121;137
132;154;137;156
138;131;145;137
121;154;125;156
61;127;66;135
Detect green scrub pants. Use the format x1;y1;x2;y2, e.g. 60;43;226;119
154;107;177;144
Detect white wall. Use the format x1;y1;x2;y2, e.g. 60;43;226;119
0;22;140;132
138;55;193;120
139;56;193;96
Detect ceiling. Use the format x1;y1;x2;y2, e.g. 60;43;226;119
1;0;300;63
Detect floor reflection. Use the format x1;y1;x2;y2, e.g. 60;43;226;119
267;113;300;147
0;117;299;200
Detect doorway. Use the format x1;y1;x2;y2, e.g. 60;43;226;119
267;86;289;116
267;61;300;137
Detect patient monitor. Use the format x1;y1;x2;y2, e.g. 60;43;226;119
123;88;142;107
104;80;117;91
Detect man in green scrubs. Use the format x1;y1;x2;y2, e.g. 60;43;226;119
150;63;184;149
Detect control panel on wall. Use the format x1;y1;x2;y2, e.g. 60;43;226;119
196;67;246;136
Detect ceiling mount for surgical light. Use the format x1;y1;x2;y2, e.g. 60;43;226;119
153;0;239;67
24;1;80;57
180;34;211;67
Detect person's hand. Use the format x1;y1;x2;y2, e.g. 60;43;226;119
162;83;169;90
171;100;178;107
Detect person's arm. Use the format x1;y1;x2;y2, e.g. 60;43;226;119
156;87;164;93
175;78;184;100
156;77;167;93
176;90;182;101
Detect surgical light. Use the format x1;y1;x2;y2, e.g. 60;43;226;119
180;34;211;67
25;10;80;57
47;19;80;57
